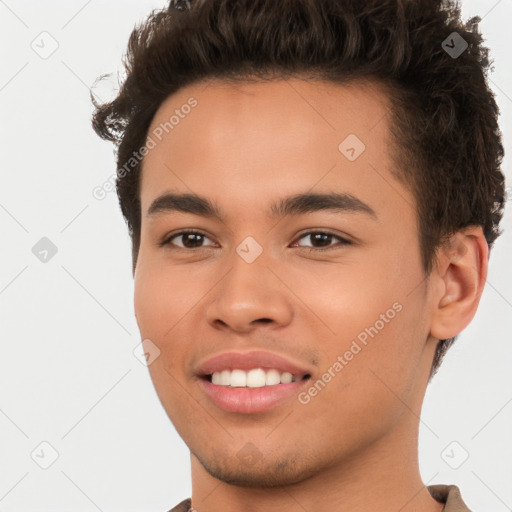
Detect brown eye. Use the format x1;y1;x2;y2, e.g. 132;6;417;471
292;231;351;251
161;230;214;249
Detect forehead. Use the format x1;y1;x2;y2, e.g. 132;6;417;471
139;78;410;222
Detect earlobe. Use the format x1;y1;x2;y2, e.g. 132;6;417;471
430;226;489;340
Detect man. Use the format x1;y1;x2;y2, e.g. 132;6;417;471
91;0;505;510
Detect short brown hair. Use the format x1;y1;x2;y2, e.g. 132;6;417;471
91;0;505;378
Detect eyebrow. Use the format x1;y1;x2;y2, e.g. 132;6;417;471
146;191;377;221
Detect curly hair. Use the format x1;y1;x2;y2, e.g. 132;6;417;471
91;0;505;379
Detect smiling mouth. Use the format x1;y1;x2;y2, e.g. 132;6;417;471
198;366;313;414
202;368;312;388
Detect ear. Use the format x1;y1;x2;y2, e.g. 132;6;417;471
430;226;489;340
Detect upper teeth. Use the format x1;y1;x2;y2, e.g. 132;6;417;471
210;368;300;387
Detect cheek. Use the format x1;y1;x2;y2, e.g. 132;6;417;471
133;263;195;420
295;257;426;401
133;272;163;339
296;299;426;452
289;257;406;344
134;262;189;341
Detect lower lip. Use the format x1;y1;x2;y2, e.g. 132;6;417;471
198;377;310;414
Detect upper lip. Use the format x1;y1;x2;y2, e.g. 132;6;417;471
195;350;314;379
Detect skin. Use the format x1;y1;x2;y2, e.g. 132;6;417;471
133;78;488;512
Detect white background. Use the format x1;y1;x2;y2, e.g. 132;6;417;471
0;1;511;511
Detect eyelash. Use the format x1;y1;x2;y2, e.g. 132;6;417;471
159;229;352;252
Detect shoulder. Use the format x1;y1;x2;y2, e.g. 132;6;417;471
165;497;192;512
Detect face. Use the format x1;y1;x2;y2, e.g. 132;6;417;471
134;78;439;487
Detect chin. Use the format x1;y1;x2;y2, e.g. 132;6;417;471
194;448;319;488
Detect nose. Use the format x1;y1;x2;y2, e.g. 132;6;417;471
205;252;293;334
